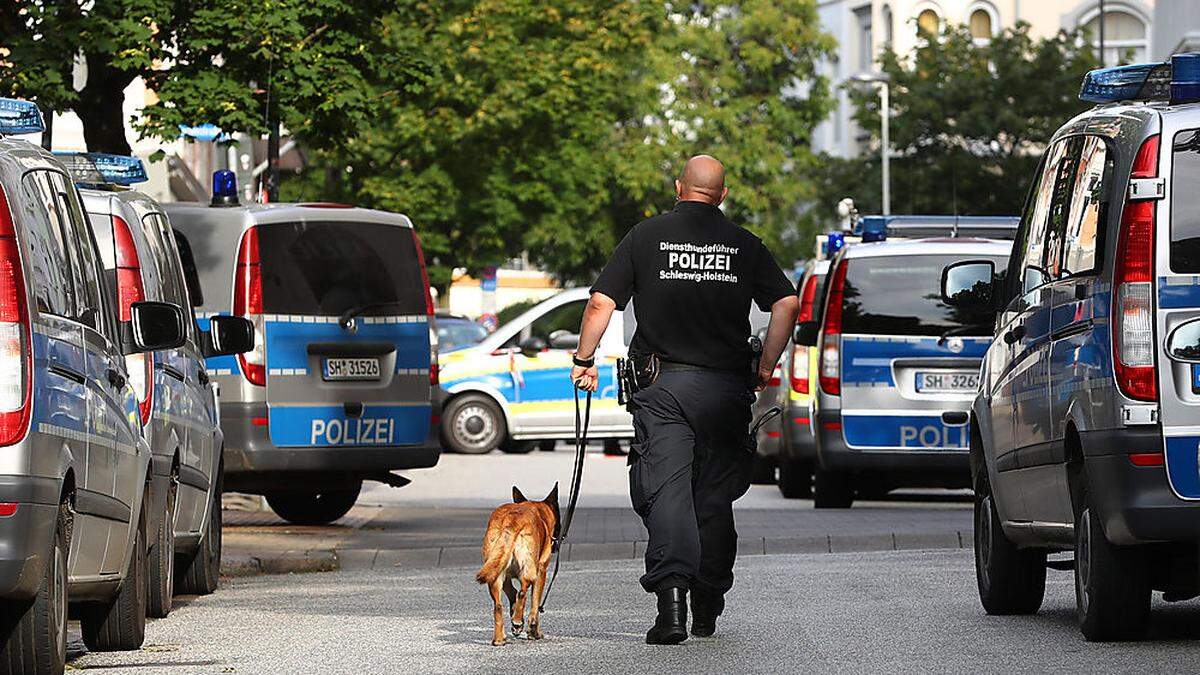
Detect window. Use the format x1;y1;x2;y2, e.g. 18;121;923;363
46;171;106;332
505;300;586;349
18;173;75;318
969;9;993;41
1061;137;1109;276
1083;10;1148;65
917;9;940;37
1170;129;1200;272
1013;140;1072;296
882;6;894;47
855;6;873;71
143;213;198;342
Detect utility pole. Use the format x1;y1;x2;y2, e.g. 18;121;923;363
40;112;52;151
266;106;280;203
1098;0;1106;67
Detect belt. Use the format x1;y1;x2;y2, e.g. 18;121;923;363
659;360;742;375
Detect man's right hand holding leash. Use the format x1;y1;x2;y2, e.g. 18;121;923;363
568;292;616;393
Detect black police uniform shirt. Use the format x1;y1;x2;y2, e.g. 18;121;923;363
590;200;796;373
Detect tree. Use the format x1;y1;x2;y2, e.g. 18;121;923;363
0;0;399;154
816;22;1098;221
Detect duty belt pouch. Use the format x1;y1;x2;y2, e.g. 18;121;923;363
617;353;661;410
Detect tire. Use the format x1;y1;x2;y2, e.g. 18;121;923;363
0;502;69;674
177;460;222;596
813;468;854;508
499;439;535;454
147;475;176;618
442;395;505;454
538;440;557;452
266;482;361;526
749;455;776;485
81;500;147;652
974;475;1045;615
1075;497;1151;641
777;458;812;499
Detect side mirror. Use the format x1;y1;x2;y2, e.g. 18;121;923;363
124;301;186;354
547;330;580;350
794;321;819;347
201;315;255;357
941;260;996;311
1166;318;1200;363
518;336;547;357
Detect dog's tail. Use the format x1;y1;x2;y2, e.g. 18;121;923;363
475;528;518;585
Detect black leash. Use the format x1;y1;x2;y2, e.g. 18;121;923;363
539;384;590;612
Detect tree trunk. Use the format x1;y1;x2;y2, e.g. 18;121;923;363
74;92;132;155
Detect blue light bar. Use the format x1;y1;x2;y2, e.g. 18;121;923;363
1079;62;1172;103
211;169;239;206
860;216;887;242
56;153;147;186
1172;53;1200;104
0;99;45;135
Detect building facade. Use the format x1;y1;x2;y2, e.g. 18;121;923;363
1151;0;1200;60
814;0;1157;158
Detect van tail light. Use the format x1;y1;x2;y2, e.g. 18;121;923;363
790;344;809;394
112;216;154;423
234;226;266;386
1112;135;1159;402
797;274;819;323
0;185;30;446
410;228;439;386
819;260;848;395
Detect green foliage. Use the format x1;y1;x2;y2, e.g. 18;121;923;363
816;22;1098;222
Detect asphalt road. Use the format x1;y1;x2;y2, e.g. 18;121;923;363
70;549;1200;673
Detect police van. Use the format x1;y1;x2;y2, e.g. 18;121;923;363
777;257;828;498
0;99;197;670
438;288;633;454
945;53;1200;641
797;217;1016;508
163;176;440;525
60;153;252;616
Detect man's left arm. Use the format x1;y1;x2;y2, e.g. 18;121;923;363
570;292;617;392
756;295;800;391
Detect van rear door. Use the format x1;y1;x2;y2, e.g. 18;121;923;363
254;219;432;448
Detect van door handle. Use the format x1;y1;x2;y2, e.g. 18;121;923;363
106;368;126;390
197;368;210;386
1003;325;1026;344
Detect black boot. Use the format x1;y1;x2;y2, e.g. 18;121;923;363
690;589;724;637
645;587;688;645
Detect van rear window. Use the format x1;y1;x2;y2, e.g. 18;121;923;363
258;221;426;316
840;254;1007;336
1170;129;1200;272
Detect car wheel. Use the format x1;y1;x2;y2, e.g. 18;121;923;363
749;455;776;485
974;474;1045;615
777;458;812;499
442;395;505;454
499;439;535;454
147;474;177;618
0;501;69;674
266;481;362;526
1075;497;1150;641
81;497;148;652
813;468;854;508
177;459;223;596
538;440;557;452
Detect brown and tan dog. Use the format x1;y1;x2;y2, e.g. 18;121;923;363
475;484;559;646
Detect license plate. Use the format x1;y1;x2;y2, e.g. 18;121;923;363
323;357;380;381
915;371;978;393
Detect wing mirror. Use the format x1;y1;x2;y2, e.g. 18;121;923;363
794;321;819;347
941;260;996;312
1166;318;1200;363
123;301;187;354
547;330;580;350
201;315;255;357
518;336;548;357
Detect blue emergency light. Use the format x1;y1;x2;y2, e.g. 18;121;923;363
827;232;846;255
211;169;239;206
0;99;45;136
859;216;888;242
55;152;147;187
1079;52;1200;104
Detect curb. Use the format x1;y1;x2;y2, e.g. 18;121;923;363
220;550;340;578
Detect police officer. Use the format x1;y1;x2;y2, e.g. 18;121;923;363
570;155;799;644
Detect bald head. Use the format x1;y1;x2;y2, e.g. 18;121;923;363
675;155;727;206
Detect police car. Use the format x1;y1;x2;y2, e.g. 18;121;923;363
163;176;440;525
59;153;252;615
0;99;195;669
946;53;1200;641
797;217;1015;509
777;257;828;498
438;288;633;454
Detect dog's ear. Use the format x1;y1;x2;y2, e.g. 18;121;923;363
512;486;527;503
545;482;559;506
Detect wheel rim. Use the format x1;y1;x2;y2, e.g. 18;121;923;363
454;404;496;449
976;494;993;590
52;537;66;659
1077;508;1092;616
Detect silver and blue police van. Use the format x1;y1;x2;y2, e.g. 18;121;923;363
163;175;441;525
59;153;252;616
0;99;196;671
797;217;1015;509
944;53;1200;641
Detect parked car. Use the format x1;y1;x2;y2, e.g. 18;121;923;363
951;54;1200;641
435;311;489;353
164;179;441;525
0;99;190;672
61;152;252;616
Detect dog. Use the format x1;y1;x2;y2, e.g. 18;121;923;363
476;484;559;646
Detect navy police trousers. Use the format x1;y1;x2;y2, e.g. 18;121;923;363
628;369;754;596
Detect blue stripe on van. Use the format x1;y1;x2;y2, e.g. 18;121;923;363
841;335;989;386
265;318;429;371
268;404;430;447
1159;277;1200;309
1165;436;1200;499
843;414;970;449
